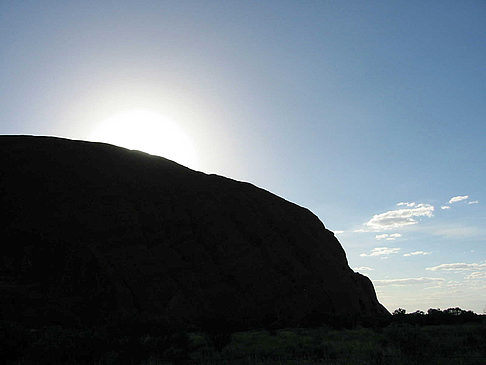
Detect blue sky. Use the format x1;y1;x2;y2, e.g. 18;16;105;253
1;1;485;313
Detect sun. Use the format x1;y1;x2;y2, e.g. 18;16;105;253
90;110;198;169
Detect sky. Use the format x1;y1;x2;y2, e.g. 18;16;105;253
1;1;485;314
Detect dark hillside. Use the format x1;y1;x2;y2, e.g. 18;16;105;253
0;135;388;331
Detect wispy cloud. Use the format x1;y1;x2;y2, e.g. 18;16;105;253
374;277;444;287
440;205;450;210
449;195;469;204
426;262;486;272
360;247;400;257
354;266;374;271
466;272;486;280
468;200;479;205
403;251;431;257
333;230;344;234
364;203;434;231
426;262;486;285
417;224;482;239
375;233;402;241
397;202;416;207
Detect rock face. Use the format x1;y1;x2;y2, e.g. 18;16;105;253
0;135;388;329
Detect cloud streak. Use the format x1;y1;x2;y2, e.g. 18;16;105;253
354;266;374;271
426;262;486;286
374;277;444;286
466;272;486;280
375;233;401;241
365;203;434;231
360;247;400;257
466;271;486;280
403;251;431;257
449;195;469;204
426;262;486;272
397;202;416;207
418;224;482;239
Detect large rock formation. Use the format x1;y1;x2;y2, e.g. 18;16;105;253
0;135;388;330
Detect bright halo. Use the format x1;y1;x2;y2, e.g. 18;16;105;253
90;110;198;169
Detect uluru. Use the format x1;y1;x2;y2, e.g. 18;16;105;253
0;135;388;331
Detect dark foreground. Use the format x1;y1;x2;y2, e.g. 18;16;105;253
2;316;485;365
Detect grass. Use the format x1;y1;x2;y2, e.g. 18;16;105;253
150;323;486;365
2;321;486;364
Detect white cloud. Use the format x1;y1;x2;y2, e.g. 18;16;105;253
446;280;462;288
354;266;374;271
466;272;486;280
397;202;416;207
440;205;450;210
449;195;469;204
426;262;486;272
468;200;479;205
403;251;431;257
364;203;434;231
360;247;401;257
333;230;344;234
375;233;402;241
374;277;444;287
420;224;482;239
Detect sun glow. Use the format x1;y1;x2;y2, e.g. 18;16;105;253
90;110;198;169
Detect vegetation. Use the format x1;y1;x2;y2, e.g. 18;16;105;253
1;308;485;364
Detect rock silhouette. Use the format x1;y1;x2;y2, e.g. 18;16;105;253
0;135;388;330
